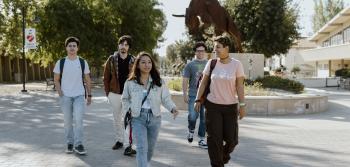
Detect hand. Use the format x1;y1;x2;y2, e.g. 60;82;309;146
183;96;188;103
194;101;201;113
172;109;179;120
87;97;92;106
238;107;246;120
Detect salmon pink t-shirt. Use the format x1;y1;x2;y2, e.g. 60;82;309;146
203;58;245;105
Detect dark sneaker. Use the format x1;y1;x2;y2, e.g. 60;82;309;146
74;145;87;155
187;132;194;143
112;141;123;150
65;144;73;154
198;140;208;149
124;146;136;156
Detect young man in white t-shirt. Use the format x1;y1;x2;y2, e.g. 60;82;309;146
53;37;92;155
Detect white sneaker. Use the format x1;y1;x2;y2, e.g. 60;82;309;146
198;140;208;149
187;132;194;143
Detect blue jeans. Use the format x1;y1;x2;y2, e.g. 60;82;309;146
132;109;161;167
59;95;85;146
188;96;206;138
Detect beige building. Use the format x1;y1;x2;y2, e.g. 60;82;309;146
300;7;350;77
266;37;317;77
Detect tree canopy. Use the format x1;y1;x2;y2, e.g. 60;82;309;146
224;0;300;57
0;0;166;69
312;0;344;32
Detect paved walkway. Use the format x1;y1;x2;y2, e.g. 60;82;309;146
0;83;350;167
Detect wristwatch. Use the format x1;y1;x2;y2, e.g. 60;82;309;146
239;102;246;107
87;94;92;97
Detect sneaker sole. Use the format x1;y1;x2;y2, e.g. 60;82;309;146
198;145;208;149
65;150;74;154
73;148;87;155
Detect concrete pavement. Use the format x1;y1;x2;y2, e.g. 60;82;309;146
0;83;350;167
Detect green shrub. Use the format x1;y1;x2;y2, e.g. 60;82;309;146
255;76;304;93
167;78;182;91
291;66;301;74
335;68;350;78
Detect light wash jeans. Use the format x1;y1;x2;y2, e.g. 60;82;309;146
108;93;129;145
59;95;85;146
188;96;206;138
132;109;161;167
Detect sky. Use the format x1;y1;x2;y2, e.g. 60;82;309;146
156;0;350;56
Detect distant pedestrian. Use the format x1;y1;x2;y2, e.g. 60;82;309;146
182;41;208;148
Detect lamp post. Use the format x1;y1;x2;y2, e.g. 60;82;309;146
21;6;27;93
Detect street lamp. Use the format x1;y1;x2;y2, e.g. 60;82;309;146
21;6;27;92
20;6;40;93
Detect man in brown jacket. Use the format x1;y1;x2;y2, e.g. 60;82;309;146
103;35;136;156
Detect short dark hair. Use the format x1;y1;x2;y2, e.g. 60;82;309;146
193;41;207;51
65;36;80;47
214;36;231;48
118;35;132;47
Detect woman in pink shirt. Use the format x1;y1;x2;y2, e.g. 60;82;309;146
194;36;246;167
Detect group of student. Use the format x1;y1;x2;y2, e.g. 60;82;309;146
54;35;246;167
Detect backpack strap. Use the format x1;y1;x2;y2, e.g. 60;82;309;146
59;58;66;86
206;59;217;95
79;57;86;98
209;59;217;74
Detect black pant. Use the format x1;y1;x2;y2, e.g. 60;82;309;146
205;100;238;167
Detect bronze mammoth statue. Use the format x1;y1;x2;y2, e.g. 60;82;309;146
174;0;243;53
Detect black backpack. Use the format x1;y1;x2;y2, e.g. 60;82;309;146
59;57;86;97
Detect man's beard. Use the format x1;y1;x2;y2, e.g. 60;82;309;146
120;49;127;54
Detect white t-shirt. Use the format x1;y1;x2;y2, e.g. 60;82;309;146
53;56;90;97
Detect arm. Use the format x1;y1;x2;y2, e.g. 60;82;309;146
103;57;111;96
182;77;189;103
194;74;209;112
161;80;176;111
54;73;62;96
236;76;246;119
161;82;179;119
121;81;131;115
84;73;92;105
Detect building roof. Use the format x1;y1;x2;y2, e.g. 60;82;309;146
309;7;350;42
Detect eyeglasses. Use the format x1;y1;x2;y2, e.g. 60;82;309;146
196;50;206;52
67;45;77;48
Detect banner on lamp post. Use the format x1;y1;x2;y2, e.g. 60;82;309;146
25;28;37;49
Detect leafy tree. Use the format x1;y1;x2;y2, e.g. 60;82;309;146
312;0;344;32
175;39;194;63
225;0;300;58
108;0;167;54
166;44;177;63
1;0;166;72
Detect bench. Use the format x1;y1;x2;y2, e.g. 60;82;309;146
46;78;55;91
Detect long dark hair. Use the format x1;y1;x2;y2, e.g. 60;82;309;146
128;51;162;87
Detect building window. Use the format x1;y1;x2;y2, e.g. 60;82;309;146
330;33;343;46
323;40;330;47
344;27;350;43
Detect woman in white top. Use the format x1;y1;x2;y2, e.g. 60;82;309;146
122;52;179;167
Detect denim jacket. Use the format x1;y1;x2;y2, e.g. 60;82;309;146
121;77;176;118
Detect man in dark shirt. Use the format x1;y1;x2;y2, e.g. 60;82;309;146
103;35;136;156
